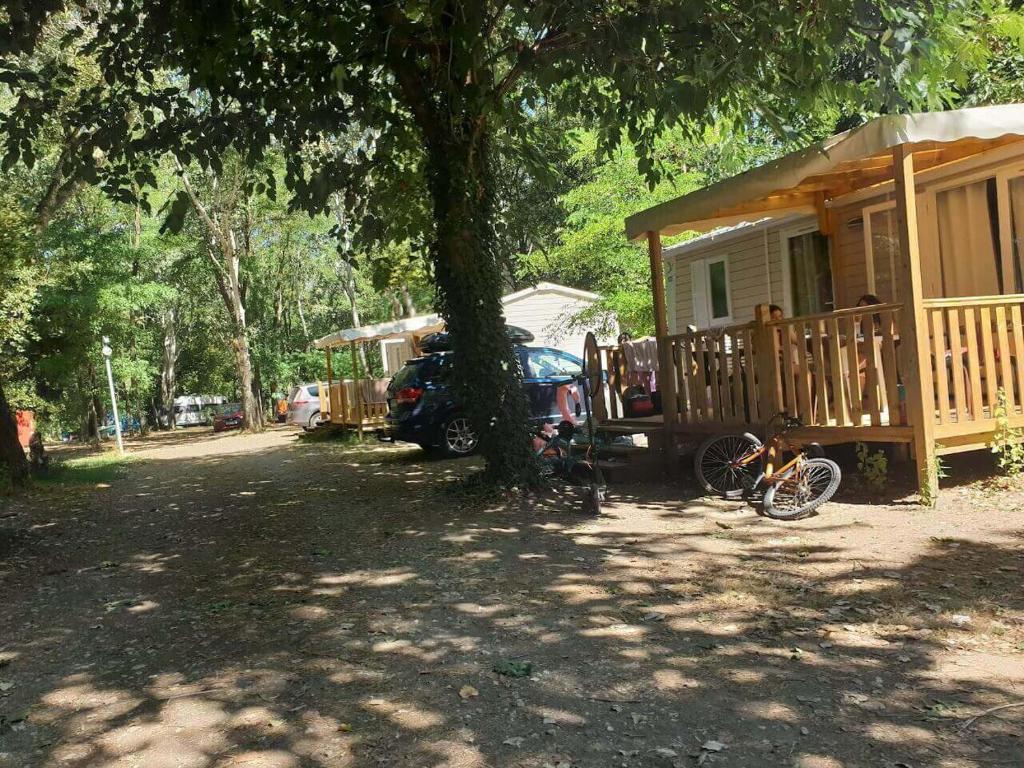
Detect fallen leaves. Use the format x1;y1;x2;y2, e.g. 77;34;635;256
458;685;479;700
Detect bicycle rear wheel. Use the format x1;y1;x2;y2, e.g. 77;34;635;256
694;433;764;499
763;457;841;520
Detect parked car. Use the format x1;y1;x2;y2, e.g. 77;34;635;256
212;403;244;433
384;332;584;457
287;383;324;430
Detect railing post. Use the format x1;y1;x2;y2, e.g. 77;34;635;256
648;230;678;467
753;304;778;434
350;341;364;440
893;145;938;503
324;348;334;423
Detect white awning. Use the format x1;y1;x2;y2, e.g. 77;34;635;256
313;313;443;349
625;103;1024;239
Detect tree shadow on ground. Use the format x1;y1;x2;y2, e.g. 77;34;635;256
0;437;1022;768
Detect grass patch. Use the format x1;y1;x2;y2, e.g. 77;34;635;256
35;452;138;488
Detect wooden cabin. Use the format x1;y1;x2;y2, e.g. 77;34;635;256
603;104;1024;496
313;314;443;436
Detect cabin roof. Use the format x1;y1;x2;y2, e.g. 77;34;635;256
312;282;599;349
625;104;1024;240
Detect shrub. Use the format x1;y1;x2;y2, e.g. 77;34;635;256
991;388;1024;476
855;442;889;492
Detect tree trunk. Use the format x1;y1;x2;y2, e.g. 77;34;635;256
425;132;536;486
0;378;29;487
399;283;416;317
160;307;178;429
225;254;263;433
232;330;260;432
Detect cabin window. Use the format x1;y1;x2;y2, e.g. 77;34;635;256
934;177;1004;296
691;255;732;328
863;202;899;302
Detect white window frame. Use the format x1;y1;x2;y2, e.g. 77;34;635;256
691;254;733;329
862;200;898;300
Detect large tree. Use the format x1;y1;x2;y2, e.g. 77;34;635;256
4;0;955;485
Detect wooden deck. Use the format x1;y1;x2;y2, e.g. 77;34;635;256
594;293;1024;459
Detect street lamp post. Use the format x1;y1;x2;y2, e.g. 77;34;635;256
101;336;125;454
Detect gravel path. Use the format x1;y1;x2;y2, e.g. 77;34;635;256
1;427;1022;767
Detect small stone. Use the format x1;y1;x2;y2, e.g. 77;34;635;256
950;614;972;627
654;747;678;758
701;740;725;752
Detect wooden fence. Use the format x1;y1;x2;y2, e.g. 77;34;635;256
322;379;389;429
597;303;907;435
924;294;1024;439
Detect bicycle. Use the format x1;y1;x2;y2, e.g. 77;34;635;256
693;414;841;520
534;370;606;515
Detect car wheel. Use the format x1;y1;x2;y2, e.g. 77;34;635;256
438;415;478;457
304;411;321;431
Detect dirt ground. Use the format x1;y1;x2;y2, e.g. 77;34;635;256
1;426;1022;768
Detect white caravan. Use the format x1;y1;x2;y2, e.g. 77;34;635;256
172;395;226;427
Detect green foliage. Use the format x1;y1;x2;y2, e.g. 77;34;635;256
921;446;950;507
991;388;1024;476
0;194;38;383
855;442;890;492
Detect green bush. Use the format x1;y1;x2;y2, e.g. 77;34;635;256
991;388;1024;476
855;442;889;492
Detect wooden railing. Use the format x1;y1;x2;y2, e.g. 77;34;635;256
665;322;760;426
326;379;389;427
596;304;907;433
924;294;1024;435
760;304;905;428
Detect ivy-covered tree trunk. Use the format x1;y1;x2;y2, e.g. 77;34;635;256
425;132;537;486
0;378;29;487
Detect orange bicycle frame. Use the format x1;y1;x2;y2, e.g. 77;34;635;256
736;433;802;483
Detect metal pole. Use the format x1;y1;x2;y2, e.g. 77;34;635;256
101;337;125;454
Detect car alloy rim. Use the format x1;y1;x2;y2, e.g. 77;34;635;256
445;418;477;453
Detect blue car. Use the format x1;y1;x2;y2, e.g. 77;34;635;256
384;338;584;457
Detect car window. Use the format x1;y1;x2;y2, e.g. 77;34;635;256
186;404;201;413
525;348;582;379
390;356;441;390
306;384;320;398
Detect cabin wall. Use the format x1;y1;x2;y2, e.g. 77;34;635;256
502;289;617;358
831;192;895;309
670;222;790;331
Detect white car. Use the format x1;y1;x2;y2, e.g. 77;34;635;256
287;384;325;430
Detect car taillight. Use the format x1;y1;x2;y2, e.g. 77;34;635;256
395;386;424;405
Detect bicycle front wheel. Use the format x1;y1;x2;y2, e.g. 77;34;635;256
694;433;763;499
763;457;841;520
